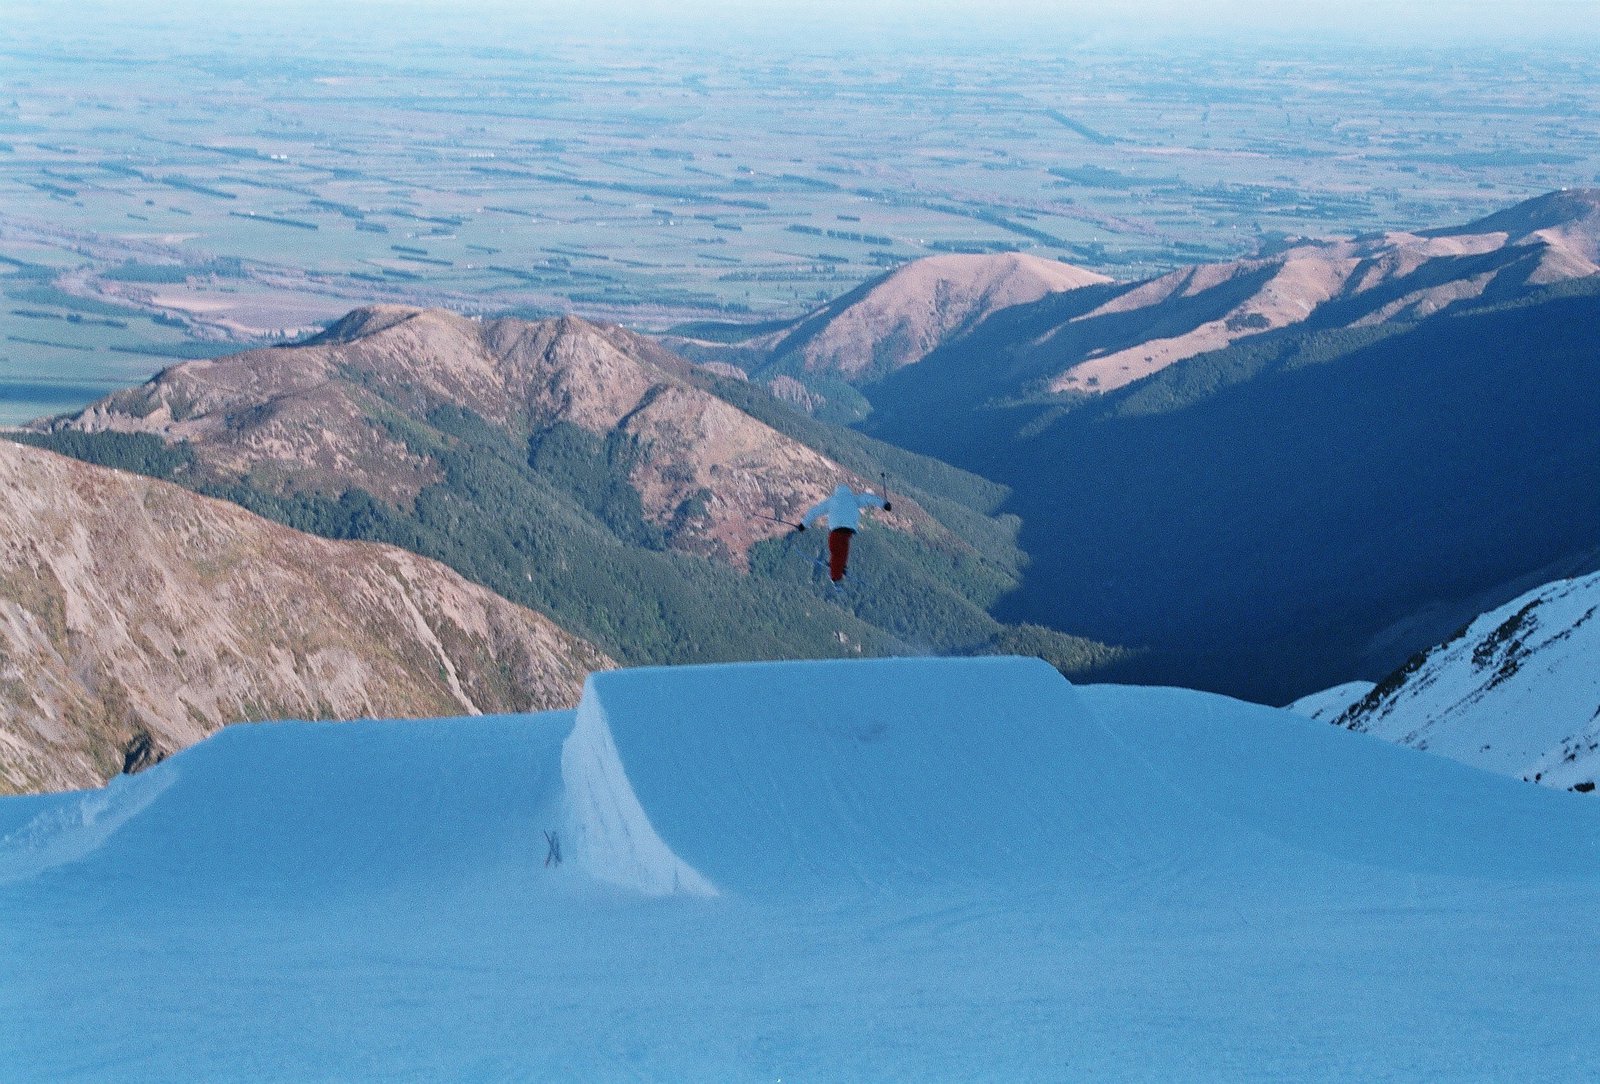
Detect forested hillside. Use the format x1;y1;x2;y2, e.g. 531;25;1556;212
17;309;1122;677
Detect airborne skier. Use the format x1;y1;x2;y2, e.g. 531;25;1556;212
796;483;891;584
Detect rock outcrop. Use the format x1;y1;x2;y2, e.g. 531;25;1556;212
44;308;918;564
0;439;610;795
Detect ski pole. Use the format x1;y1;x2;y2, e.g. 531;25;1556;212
750;511;805;529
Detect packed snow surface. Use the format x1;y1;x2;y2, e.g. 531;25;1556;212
3;656;1597;1080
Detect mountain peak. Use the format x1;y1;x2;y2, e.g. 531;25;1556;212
886;250;1109;290
308;304;439;345
764;251;1109;382
1439;187;1600;260
40;307;900;563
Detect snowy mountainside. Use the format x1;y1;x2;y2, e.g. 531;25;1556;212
2;656;1598;1079
1330;571;1600;791
1287;680;1376;722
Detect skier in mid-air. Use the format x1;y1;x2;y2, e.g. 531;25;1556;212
796;483;891;584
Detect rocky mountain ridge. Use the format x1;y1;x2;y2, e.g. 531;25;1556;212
0;439;610;795
25;306;1119;678
693;189;1600;418
52;306;924;566
1040;188;1600;396
838;191;1600;703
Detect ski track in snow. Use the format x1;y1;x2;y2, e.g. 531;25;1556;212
1;656;1598;1081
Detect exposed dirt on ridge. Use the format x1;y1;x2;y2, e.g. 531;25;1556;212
43;307;923;565
0;439;611;795
1051;196;1600;394
752;251;1109;379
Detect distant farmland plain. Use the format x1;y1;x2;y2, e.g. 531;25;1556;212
3;9;1598;422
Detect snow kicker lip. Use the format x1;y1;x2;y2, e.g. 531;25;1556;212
560;677;720;898
558;654;1600;898
11;654;1596;904
558;655;1161;899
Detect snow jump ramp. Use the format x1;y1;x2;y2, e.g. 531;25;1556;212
5;656;1599;1081
562;655;1168;897
3;655;1594;902
565;655;1600;898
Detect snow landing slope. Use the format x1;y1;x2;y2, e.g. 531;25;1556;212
2;656;1598;1080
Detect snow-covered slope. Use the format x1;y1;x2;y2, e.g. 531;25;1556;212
569;658;1171;896
1286;679;1376;721
2;656;1597;1080
1326;572;1600;791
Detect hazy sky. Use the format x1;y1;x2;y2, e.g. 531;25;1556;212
472;0;1598;34
15;0;1600;48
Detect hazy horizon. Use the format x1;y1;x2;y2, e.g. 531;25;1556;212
4;0;1598;422
10;0;1600;50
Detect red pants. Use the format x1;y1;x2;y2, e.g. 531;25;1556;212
828;527;855;582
